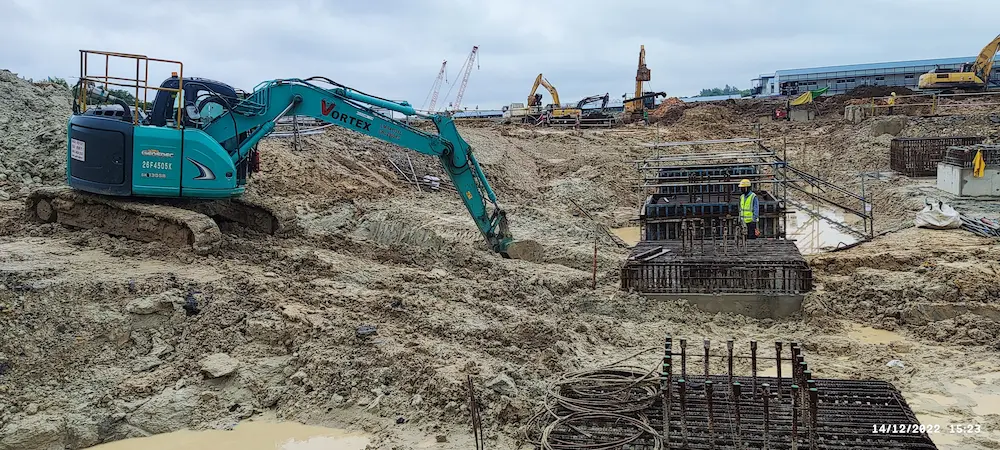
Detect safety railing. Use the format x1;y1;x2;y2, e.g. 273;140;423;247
77;50;183;126
865;90;1000;116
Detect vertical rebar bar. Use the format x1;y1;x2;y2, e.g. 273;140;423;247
679;378;688;447
703;339;711;378
733;382;743;449
727;339;734;388
751;341;758;398
775;342;783;399
680;339;688;380
809;387;819;450
791;384;800;450
663;336;671;446
706;380;715;450
763;383;771;450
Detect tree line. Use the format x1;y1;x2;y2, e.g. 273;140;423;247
696;85;750;97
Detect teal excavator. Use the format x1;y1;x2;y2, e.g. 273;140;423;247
27;50;519;257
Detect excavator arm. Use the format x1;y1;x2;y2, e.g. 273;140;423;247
527;74;560;107
201;77;514;256
971;33;1000;83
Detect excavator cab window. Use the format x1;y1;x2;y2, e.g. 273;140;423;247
149;76;239;128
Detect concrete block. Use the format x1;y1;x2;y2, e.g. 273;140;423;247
789;109;815;122
644;293;803;319
936;163;1000;197
871;117;907;136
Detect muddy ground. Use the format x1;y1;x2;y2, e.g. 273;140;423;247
1;71;999;449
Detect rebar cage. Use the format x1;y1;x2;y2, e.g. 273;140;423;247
889;136;984;177
943;144;1000;169
621;240;813;295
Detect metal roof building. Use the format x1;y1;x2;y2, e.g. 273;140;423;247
751;56;1000;97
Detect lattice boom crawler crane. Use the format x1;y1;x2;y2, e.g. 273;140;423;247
28;50;516;257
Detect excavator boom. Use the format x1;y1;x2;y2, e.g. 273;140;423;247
201;77;513;254
527;74;560;107
971;33;1000;82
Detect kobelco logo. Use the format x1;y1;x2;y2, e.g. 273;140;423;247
142;149;174;158
321;100;372;131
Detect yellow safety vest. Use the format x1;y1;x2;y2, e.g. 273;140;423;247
740;192;756;223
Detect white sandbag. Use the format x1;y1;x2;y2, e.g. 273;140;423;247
914;201;961;229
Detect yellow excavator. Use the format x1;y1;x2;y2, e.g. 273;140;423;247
624;45;660;123
526;74;581;122
918;33;1000;92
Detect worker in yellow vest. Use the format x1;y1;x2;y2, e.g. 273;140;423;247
739;179;759;239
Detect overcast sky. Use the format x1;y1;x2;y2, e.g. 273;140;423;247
3;0;999;112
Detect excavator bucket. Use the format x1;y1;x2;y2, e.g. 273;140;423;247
503;239;545;262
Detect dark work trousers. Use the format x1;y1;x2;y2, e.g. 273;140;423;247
746;221;757;239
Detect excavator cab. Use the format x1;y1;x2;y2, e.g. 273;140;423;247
147;76;240;129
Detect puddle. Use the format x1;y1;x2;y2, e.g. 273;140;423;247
847;325;905;345
85;421;370;450
757;361;796;378
610;226;641;247
786;205;861;254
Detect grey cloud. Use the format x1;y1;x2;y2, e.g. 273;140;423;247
2;0;999;111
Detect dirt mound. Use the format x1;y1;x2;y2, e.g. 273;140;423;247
253;129;404;208
649;97;685;125
845;85;914;99
0;70;73;200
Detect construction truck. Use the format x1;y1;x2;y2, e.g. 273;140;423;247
501;102;531;124
28;50;521;258
525;74;581;125
918;33;1000;92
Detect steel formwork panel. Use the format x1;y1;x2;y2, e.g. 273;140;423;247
890;136;984;176
641;191;786;240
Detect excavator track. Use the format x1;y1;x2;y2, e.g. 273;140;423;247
25;186;297;255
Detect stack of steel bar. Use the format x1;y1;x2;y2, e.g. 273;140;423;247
943;144;1000;168
524;336;939;450
621;238;813;295
546;116;616;128
960;214;1000;238
889;136;984;177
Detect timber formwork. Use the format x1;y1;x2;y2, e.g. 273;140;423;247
621;239;812;295
889;136;984;177
529;336;939;450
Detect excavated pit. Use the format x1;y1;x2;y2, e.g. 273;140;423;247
0;70;999;450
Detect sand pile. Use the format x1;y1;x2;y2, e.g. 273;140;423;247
0;70;73;200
